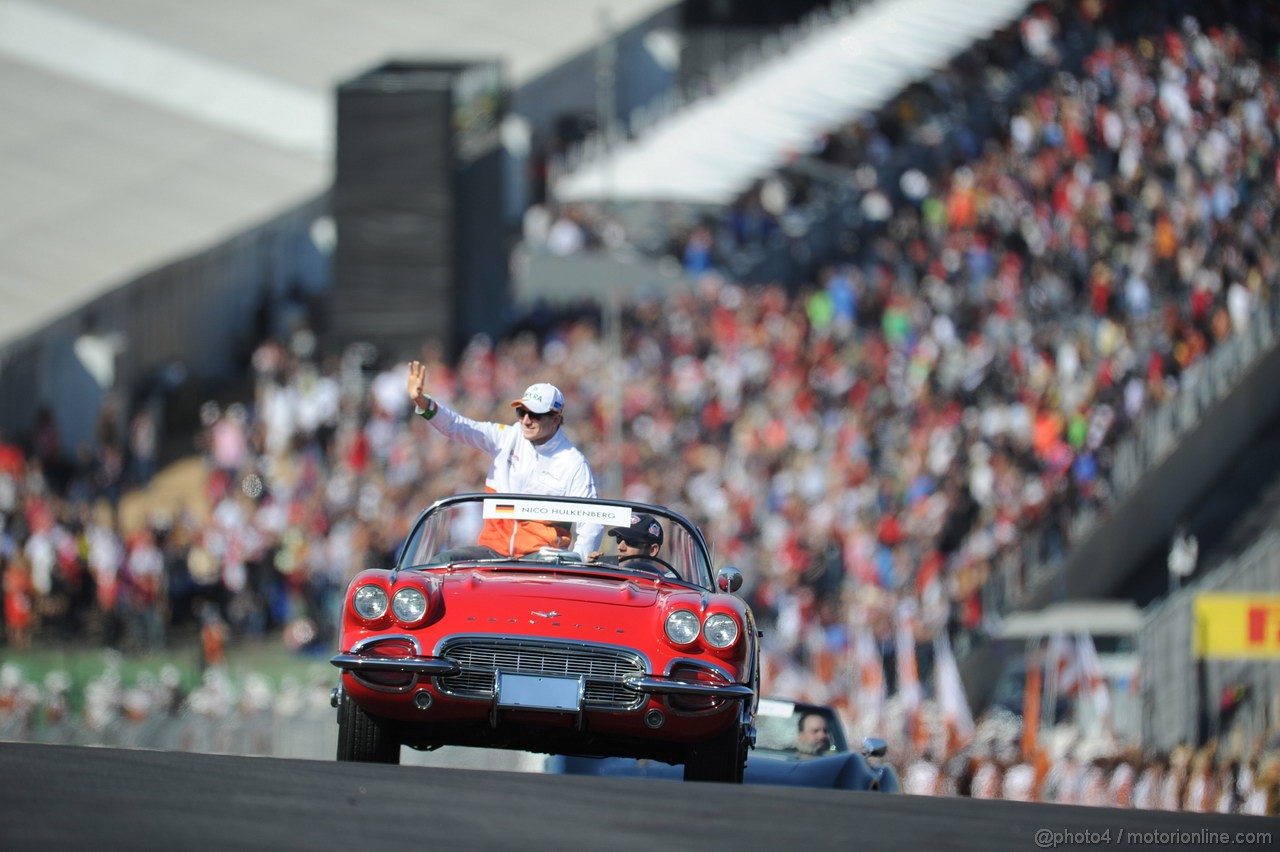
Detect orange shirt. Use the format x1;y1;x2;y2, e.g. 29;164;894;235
477;517;571;557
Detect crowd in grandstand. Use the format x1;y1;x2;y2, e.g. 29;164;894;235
887;703;1280;815
2;0;1280;811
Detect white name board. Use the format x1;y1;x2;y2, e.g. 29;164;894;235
481;498;633;526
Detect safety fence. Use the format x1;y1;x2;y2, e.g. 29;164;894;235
0;680;536;773
1140;530;1280;753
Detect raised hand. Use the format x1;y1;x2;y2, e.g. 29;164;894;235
406;361;428;405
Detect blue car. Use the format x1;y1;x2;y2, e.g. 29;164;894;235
548;697;900;791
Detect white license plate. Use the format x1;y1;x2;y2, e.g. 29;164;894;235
496;673;583;712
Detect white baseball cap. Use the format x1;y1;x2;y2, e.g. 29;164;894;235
510;382;565;415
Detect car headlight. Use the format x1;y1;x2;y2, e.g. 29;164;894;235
392;587;427;622
702;613;739;648
665;609;700;645
352;584;388;620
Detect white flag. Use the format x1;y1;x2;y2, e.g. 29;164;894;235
895;603;921;713
1075;632;1112;733
933;630;974;744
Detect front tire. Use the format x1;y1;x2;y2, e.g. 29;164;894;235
336;693;400;764
683;720;746;783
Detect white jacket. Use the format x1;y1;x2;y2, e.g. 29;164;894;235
426;402;603;558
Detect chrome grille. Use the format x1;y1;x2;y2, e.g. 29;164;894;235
437;637;646;710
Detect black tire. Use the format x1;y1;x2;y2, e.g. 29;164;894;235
336;694;400;764
683;720;746;783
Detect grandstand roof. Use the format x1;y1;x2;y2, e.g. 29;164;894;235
0;0;672;349
991;601;1145;641
554;0;1031;205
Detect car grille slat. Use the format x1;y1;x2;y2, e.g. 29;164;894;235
438;638;645;710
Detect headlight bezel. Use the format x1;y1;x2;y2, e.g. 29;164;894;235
664;609;700;645
702;612;740;648
352;584;389;620
391;587;428;623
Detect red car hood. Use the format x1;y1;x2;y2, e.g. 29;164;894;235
439;571;667;610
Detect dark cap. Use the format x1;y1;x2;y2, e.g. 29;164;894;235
608;512;663;547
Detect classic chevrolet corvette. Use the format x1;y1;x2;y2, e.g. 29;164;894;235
548;697;900;792
330;493;759;782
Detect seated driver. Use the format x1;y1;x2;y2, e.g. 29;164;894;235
794;710;834;758
589;513;663;564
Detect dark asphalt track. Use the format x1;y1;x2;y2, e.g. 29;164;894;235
0;742;1273;851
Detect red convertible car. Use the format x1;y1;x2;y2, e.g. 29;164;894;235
331;493;759;782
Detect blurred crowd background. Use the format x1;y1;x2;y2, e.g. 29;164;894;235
3;0;1280;814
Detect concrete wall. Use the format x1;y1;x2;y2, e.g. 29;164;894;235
1141;531;1280;751
511;249;691;307
0;196;330;450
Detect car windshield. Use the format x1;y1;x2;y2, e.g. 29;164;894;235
753;698;849;758
397;493;716;588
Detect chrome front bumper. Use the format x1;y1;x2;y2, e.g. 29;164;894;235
624;675;754;701
330;652;459;677
331;634;460;681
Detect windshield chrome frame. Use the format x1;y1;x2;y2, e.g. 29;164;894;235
396;492;718;590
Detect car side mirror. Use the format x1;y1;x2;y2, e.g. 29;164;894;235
715;566;743;593
861;737;887;758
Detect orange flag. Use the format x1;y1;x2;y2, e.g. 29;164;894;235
1021;650;1042;760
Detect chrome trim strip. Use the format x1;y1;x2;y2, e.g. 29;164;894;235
330;654;460;676
622;676;754;700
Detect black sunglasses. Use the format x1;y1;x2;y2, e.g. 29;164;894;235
616;537;648;548
516;407;551;421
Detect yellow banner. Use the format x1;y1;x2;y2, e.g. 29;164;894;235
1193;594;1280;659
